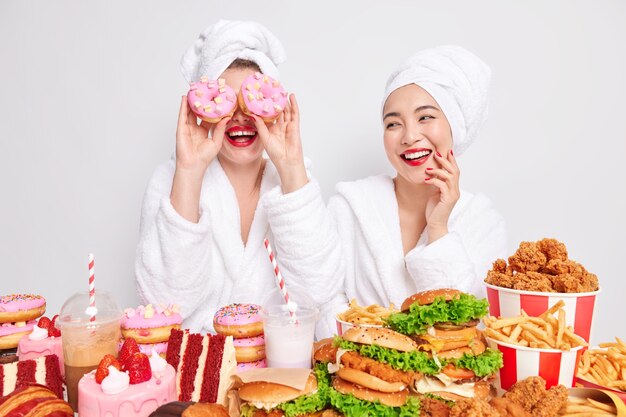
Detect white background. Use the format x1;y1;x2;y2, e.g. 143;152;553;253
1;1;624;343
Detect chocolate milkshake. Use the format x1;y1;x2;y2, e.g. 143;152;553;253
58;291;121;412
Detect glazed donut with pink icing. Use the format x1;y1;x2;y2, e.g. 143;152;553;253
233;335;265;363
120;304;182;344
0;294;46;323
237;72;288;123
237;358;267;372
213;303;263;338
0;320;36;349
188;76;237;123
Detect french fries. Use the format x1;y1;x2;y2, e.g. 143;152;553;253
559;396;618;416
578;337;626;392
336;299;398;326
483;300;588;351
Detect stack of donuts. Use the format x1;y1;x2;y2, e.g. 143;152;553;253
213;303;266;372
0;294;46;364
120;304;182;357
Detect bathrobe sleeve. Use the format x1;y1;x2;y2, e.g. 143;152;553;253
263;179;347;339
404;193;507;297
135;159;214;319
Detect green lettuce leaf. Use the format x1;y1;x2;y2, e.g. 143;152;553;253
277;363;332;417
329;388;421;417
335;338;502;377
385;293;489;335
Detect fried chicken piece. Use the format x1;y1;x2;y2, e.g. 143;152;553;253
450;398;500;417
420;397;452;417
537;238;568;262
550;273;584;293
490;398;531;417
485;270;516;288
511;272;554;292
578;271;599;292
340;351;421;385
508;242;547;273
492;259;508;273
503;376;568;417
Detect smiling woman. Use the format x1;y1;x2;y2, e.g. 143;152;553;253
319;46;508;336
134;20;343;337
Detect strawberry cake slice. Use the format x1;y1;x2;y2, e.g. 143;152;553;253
78;338;176;417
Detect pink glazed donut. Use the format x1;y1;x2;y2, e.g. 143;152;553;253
188;77;237;123
237;358;267;373
238;72;288;123
0;294;46;323
233;335;265;363
120;304;182;344
213;303;263;338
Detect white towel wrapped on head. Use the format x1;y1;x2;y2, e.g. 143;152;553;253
383;45;491;156
180;19;286;83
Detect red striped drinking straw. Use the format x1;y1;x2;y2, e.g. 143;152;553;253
88;253;96;322
263;238;297;320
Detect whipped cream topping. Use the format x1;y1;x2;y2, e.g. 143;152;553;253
149;349;167;373
101;366;130;395
28;325;48;341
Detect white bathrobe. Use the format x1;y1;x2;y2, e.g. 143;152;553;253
135;157;343;336
324;175;507;335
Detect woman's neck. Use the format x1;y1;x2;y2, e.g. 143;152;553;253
218;156;265;195
393;174;438;212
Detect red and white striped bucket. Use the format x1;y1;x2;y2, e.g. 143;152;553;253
484;283;600;342
486;337;585;390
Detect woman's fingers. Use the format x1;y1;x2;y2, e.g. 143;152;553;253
433;149;459;175
212;117;230;142
289;93;300;126
425;168;453;182
177;96;189;131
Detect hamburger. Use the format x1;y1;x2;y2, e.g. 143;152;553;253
326;327;421;416
238;368;336;417
384;288;503;401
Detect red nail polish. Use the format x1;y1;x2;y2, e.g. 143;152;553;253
436;152;442;157
426;168;433;171
450;149;454;156
425;177;431;181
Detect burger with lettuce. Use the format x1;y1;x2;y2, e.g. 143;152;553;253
383;288;503;400
238;366;337;417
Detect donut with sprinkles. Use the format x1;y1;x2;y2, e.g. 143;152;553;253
0;294;46;323
213;303;263;338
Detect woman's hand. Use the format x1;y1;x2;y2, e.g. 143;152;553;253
253;93;308;193
175;96;229;174
170;96;229;223
424;150;461;243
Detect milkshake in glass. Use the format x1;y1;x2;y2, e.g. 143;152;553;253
57;291;121;412
262;304;318;368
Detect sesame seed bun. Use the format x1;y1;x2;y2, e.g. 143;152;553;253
341;327;417;353
401;289;462;312
238;372;317;403
332;377;409;408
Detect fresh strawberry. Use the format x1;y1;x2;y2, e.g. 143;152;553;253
48;326;61;338
37;316;51;330
48;314;61;337
95;354;121;384
118;338;140;365
123;352;151;384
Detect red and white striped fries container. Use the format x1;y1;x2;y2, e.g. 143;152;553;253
335;317;382;336
486;337;585;390
484;283;601;342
